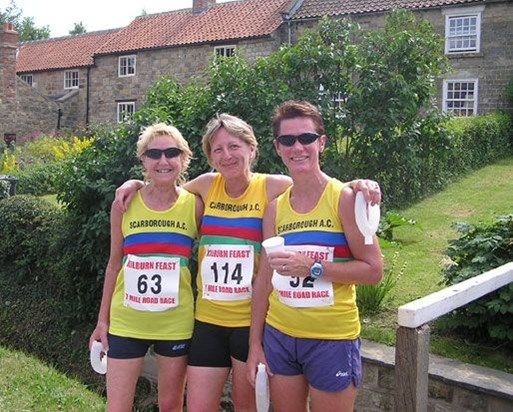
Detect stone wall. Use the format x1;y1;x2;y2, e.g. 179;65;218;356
88;35;282;124
358;340;513;412
0;78;61;141
139;339;513;411
28;67;90;130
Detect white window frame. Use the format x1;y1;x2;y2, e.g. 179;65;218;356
214;45;236;59
64;70;79;89
442;6;483;54
117;101;136;123
118;55;136;77
20;74;33;86
443;79;478;116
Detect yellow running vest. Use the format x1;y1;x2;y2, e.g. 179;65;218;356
266;178;360;339
196;173;268;327
109;189;197;340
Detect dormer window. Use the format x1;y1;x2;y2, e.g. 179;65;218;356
119;55;136;77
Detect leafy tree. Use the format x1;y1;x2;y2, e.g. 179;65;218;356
69;21;86;35
0;0;50;40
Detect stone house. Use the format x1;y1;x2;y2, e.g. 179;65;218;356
2;0;512;139
286;0;513;116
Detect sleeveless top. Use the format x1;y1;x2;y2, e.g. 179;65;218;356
196;173;268;327
266;178;360;339
109;189;197;340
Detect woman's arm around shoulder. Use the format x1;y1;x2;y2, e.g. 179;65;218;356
265;174;292;201
183;173;216;202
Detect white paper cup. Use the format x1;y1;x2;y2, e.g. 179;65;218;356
262;236;285;255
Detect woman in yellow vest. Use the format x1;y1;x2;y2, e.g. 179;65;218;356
89;123;204;411
248;101;384;412
115;114;381;411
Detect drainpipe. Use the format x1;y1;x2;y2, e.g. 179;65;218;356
86;66;90;125
57;108;62;129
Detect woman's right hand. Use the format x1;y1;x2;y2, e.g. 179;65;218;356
113;180;144;212
89;321;109;352
246;344;272;387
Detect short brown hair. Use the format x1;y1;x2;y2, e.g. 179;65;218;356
271;100;325;138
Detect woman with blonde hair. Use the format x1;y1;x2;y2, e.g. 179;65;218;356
90;123;203;411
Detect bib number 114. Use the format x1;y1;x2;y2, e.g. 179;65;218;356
211;262;243;285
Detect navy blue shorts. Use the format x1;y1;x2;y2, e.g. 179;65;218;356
107;333;190;359
187;320;249;367
263;324;362;392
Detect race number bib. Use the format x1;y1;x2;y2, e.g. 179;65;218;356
272;245;334;308
123;254;180;311
201;244;254;301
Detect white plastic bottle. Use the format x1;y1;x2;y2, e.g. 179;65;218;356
255;362;270;412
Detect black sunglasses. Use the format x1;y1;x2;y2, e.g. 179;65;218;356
276;133;320;147
144;147;183;159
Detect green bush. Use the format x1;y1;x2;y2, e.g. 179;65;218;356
357;252;405;315
0;195;61;282
15;162;62;195
439;215;513;343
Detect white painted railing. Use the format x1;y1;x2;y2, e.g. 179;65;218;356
394;262;513;411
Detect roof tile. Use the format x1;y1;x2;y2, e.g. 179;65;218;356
16;29;120;73
95;0;290;55
291;0;483;19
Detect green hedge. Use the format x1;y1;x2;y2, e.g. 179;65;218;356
439;215;513;343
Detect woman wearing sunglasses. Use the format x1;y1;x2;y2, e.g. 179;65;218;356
89;123;204;411
114;113;381;411
247;101;384;412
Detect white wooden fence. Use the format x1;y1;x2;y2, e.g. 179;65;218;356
394;262;513;411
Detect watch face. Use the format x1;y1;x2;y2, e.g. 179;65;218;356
311;262;323;278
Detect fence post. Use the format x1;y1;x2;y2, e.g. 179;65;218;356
395;324;430;411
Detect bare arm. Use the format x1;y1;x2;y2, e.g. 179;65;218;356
183;173;215;202
194;193;205;232
247;200;277;386
114;180;144;212
89;203;125;351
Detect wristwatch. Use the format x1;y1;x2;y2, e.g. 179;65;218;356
310;260;324;279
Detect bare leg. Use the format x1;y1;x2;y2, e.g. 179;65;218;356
186;365;230;412
231;357;256;411
269;374;309;412
309;384;357;412
156;354;188;411
106;357;145;412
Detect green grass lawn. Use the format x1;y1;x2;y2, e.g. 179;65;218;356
361;156;513;373
0;346;105;411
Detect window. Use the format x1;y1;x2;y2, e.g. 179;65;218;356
443;79;478;116
64;70;79;89
117;101;135;123
20;74;33;86
119;55;136;77
214;45;236;59
443;6;483;54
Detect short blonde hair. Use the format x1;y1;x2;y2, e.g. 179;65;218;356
202;113;259;168
137;123;193;185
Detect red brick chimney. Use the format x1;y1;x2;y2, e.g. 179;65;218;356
192;0;216;15
0;22;19;101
